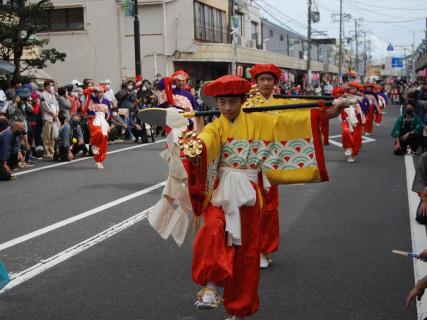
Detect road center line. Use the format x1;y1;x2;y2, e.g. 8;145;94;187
15;139;166;176
0;181;165;252
0;206;154;295
404;155;427;320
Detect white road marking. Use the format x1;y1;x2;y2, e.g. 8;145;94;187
15;139;166;176
0;181;165;252
0;206;154;295
327;135;376;148
405;155;427;320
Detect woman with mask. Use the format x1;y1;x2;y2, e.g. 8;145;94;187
392;102;423;155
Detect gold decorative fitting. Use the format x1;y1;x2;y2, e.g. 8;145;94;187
178;129;202;158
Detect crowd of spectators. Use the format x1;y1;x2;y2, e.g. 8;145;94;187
0;76;162;181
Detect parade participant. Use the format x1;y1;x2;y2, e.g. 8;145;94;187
245;63;286;269
87;86;111;169
363;83;379;136
149;75;349;319
373;84;388;126
340;82;365;162
158;70;203;131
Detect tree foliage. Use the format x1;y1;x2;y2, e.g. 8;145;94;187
0;0;66;80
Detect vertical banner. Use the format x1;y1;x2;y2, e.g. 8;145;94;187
124;0;134;17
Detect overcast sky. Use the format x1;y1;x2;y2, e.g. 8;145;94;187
254;0;427;62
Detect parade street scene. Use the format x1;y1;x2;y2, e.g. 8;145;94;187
1;0;427;320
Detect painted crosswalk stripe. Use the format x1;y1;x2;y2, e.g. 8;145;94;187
0;181;165;252
0;207;154;295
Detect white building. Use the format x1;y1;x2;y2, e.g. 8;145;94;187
33;0;338;88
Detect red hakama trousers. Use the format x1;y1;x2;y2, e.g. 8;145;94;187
342;121;362;157
320;117;330;145
192;183;262;318
374;108;383;125
364;105;375;135
260;184;280;254
89;118;108;163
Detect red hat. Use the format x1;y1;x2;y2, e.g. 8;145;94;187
347;81;365;92
204;75;252;97
365;82;375;88
374;84;383;91
332;86;346;98
171;69;190;81
249;64;282;81
135;75;143;88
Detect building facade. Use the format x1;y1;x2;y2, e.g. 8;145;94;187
32;0;339;88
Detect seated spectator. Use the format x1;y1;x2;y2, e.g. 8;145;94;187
69;114;88;157
0;120;24;181
391;102;423;155
109;110;127;142
53;114;73;162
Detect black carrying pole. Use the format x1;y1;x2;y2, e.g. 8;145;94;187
191;101;333;117
273;94;334;100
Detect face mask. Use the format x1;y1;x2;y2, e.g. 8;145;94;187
105;84;111;89
127;85;133;90
141;86;147;92
172;85;177;89
14;129;25;136
112;111;118;117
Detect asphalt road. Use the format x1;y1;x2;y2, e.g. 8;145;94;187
0;104;419;320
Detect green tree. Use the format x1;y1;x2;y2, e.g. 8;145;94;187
0;0;66;80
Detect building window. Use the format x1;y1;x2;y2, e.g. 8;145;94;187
194;1;227;43
250;21;258;47
269;29;273;37
280;34;284;41
36;7;84;32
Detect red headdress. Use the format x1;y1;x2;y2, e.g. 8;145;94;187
249;64;282;82
347;81;365;92
171;70;190;81
204;75;252;97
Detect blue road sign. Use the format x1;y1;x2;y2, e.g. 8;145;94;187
387;43;394;51
391;57;403;68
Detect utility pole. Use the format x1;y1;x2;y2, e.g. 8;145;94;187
338;0;343;83
307;0;313;87
354;18;359;76
412;31;416;81
133;0;142;80
231;0;237;75
363;31;367;79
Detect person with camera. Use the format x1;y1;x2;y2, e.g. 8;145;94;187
69;114;87;157
0;120;25;181
6;88;34;167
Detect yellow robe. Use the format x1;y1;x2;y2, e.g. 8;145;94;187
190;108;328;213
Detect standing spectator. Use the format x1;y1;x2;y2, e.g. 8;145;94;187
0;120;24;181
0;88;5;110
57;86;71;121
103;79;117;107
66;84;81;115
115;80;137;110
324;81;333;96
5;79;21;99
419;82;427;101
392;102;423;155
40;80;59;159
314;84;322;96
